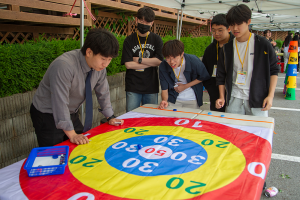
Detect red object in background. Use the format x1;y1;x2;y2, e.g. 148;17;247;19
277;62;284;73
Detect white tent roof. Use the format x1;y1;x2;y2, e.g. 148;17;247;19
136;0;300;31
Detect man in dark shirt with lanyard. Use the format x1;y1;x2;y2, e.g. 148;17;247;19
121;7;164;112
202;14;234;111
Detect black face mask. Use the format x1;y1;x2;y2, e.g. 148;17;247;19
137;23;151;34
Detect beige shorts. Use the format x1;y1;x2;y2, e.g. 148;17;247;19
168;100;199;109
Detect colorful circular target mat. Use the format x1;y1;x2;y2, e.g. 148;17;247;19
19;117;272;200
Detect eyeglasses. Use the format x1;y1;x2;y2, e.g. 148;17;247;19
165;57;180;63
212;29;225;35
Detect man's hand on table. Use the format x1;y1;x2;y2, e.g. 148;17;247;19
65;130;89;145
70;134;89;145
158;100;168;109
108;118;124;126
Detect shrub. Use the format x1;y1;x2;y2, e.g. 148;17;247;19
161;36;211;57
0;39;80;97
0;35;211;98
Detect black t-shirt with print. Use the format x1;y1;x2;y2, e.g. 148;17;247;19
121;32;164;94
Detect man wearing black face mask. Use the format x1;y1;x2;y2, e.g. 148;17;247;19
121;7;164;112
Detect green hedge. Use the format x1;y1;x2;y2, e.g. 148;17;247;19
0;36;211;98
0;39;80;98
161;35;212;57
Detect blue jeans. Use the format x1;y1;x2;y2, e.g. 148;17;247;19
126;92;158;112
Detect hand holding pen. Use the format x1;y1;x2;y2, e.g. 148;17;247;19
108;118;124;126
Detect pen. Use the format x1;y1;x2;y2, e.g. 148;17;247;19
114;121;122;124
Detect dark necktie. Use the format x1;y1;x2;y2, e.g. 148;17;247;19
83;70;93;132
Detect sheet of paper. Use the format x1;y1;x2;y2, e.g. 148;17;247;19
32;156;61;167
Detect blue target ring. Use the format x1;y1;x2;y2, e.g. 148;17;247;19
105;135;208;176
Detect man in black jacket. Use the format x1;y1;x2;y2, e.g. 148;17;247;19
216;4;279;117
202;14;234;111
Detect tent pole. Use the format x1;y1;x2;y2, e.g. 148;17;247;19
80;0;84;48
179;2;185;40
179;10;183;40
80;0;85;122
211;21;213;43
176;9;180;39
210;14;214;43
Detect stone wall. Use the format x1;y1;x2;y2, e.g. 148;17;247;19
0;72;126;169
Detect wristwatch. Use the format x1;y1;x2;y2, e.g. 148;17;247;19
138;57;142;64
107;114;116;122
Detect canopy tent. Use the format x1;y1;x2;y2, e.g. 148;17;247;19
78;0;299;118
135;0;300;32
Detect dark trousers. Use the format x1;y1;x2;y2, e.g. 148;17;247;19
206;85;226;112
30;104;83;147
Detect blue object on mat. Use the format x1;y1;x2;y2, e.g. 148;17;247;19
24;146;69;177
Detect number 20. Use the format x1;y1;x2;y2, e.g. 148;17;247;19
166;177;206;194
69;155;102;167
124;128;149;135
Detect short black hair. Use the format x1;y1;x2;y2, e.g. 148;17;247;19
162;40;184;58
81;28;119;58
211;14;229;29
293;34;300;46
226;4;252;26
284;34;292;47
137;7;155;22
264;29;271;36
293;34;299;42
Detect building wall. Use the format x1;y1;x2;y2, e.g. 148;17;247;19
252;30;288;41
0;0;209;44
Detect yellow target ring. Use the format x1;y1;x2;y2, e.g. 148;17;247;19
68;126;246;200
